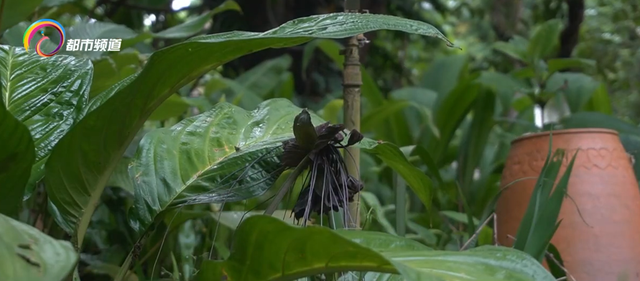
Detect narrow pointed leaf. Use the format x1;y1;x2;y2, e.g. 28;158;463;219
0;46;91;193
0;213;78;281
0;105;35;217
44;12;453;247
360;139;434;213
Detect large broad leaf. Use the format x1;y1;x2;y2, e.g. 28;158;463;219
0;213;78;281
90;52;142;97
0;46;91;194
129;98;435;236
0;104;35;217
128;99;325;236
198;215;555;281
44;12;453;247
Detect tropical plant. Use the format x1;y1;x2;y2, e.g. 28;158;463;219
2;0;638;280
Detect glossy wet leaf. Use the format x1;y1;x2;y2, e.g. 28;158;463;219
0;104;35;217
198;215;554;281
0;46;91;193
44;12;453;247
90;52;142;97
0;213;78;281
128;99;325;236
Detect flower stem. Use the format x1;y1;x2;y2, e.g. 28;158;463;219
342;0;363;228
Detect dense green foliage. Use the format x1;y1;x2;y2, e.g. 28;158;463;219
0;0;638;280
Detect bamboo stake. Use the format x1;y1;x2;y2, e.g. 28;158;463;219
342;0;363;229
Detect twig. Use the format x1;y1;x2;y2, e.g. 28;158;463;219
493;212;498;246
460;213;495;251
545;251;577;281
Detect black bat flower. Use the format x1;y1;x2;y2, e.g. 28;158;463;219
280;109;364;222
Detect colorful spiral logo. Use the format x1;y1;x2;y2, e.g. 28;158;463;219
23;19;66;57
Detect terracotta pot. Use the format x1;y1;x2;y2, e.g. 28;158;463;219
497;128;640;281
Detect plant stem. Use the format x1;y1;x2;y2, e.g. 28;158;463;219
342;0;362;229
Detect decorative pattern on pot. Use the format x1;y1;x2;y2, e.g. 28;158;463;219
497;128;640;281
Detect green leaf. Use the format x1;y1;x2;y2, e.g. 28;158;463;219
105;157;134;194
0;46;91;193
209;54;292;109
212;210;302;230
421;54;468;97
0;104;35;217
410;145;443;185
360;192;397;235
199;215;555;281
360;139;434;213
545;72;600;113
475;71;528;112
128;99;323;236
493;36;529;62
0;0;42;34
217;215;396;280
90;52;142;97
422;80;479;163
559;112;640;136
0;213;78;281
361;99;412;140
584;83;612;115
336;229;433;251
147;94;191;120
44;12;453;247
153;0;241;39
515;144;577;262
527;19;563;62
546;58;596;75
440;210;480;225
458;90;495;192
389;87;440;143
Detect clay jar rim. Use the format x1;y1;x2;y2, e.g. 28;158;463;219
512;128;619;145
